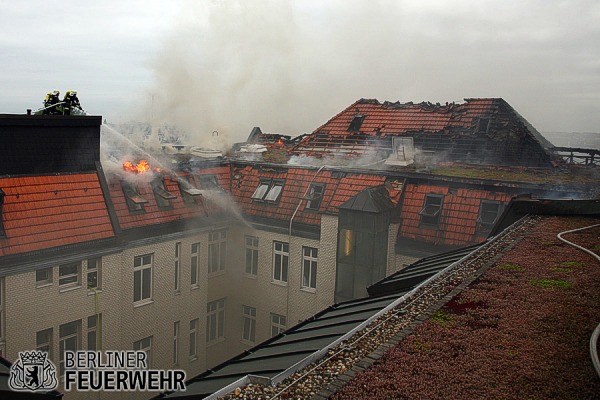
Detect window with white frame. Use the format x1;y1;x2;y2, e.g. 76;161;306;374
133;254;153;304
251;179;284;204
133;336;152;368
477;200;503;231
59;320;81;375
241;305;256;342
270;314;287;337
36;328;52;356
59;262;81;289
419;194;444;227
173;321;180;365
208;230;227;274
302;247;318;290
191;242;200;286
36;267;52;287
245;236;259;276
87;314;101;351
272;241;289;284
175;242;181;292
189;319;198;359
206;298;225;342
87;257;101;290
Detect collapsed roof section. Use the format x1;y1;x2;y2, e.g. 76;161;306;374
290;98;556;167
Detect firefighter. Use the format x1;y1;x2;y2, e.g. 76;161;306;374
43;90;61;115
63;90;82;115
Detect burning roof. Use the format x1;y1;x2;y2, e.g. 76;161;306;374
289;98;556;168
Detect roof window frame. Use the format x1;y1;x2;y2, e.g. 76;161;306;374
251;178;285;204
178;175;202;205
348;114;365;132
419;194;444;228
477;200;503;232
476;116;491;133
304;183;325;211
121;182;148;214
152;177;176;210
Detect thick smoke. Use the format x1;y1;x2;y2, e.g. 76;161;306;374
129;0;600;147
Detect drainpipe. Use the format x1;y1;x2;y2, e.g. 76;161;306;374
286;165;327;322
88;285;101;399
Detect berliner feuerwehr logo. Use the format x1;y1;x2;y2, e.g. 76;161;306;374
9;351;58;391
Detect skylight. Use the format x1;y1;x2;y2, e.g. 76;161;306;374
251;179;284;204
348;115;365;132
152;178;176;209
121;182;148;213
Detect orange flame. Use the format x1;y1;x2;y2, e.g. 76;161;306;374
123;159;152;174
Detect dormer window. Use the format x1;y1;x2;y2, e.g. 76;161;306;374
251;179;284;204
0;189;5;237
348;115;365;132
476;117;491;133
152;178;176;209
121;182;148;213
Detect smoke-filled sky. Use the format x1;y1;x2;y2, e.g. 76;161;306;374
1;0;599;143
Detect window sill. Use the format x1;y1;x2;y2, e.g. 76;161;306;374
208;270;226;278
36;282;53;289
300;287;317;294
189;356;198;363
87;289;103;296
206;337;225;347
244;273;257;279
271;280;288;287
59;284;82;293
174;290;181;296
240;339;255;346
133;299;154;308
191;285;200;290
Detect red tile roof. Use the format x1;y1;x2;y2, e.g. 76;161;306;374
108;166;231;231
399;182;513;246
230;165;399;226
290;98;554;163
0;173;115;256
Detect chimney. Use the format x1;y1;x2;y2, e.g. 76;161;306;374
0;114;102;175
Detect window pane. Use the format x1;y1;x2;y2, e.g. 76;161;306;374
134;270;141;301
142;268;151;299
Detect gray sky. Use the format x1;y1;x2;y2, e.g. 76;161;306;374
1;0;599;143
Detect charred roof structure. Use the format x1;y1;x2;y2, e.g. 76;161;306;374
291;98;556;167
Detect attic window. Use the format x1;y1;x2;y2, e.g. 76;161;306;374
419;194;443;227
0;189;5;237
251;179;284;204
348;115;365;132
152;178;176;209
305;183;325;211
198;175;219;190
477;200;503;231
476;117;491;133
178;176;202;205
121;182;148;213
